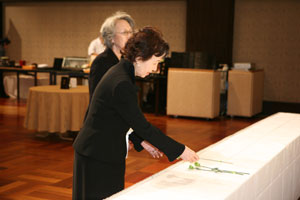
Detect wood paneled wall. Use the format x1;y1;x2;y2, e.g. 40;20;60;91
186;0;235;64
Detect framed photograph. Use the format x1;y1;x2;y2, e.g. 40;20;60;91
60;77;70;89
62;57;89;69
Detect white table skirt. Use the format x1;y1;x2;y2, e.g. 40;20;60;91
3;74;49;99
108;112;300;200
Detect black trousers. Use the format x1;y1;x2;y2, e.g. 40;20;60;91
72;151;125;200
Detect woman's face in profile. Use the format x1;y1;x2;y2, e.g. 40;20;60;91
134;55;164;78
112;19;133;51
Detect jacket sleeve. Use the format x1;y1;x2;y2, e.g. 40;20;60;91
113;81;185;162
129;132;144;152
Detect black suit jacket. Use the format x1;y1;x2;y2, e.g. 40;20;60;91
74;59;185;163
89;48;119;101
88;47;143;151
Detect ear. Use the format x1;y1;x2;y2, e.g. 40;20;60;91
110;35;115;44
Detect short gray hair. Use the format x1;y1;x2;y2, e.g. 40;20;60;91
100;11;135;48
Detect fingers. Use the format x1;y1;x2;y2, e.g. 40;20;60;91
149;150;162;158
146;147;163;158
189;153;199;162
141;141;163;159
180;146;199;163
182;154;198;162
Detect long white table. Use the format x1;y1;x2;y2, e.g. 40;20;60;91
108;112;300;200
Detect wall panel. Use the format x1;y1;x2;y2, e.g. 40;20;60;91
4;1;186;65
233;0;300;103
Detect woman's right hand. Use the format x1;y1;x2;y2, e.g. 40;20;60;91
141;141;163;158
180;146;199;163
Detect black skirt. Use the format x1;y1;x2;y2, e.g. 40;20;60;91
72;151;125;200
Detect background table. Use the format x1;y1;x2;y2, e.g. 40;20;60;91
0;66;89;99
109;112;300;200
24;85;89;133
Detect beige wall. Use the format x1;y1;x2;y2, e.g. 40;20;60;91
233;0;300;103
5;0;300;103
4;1;186;66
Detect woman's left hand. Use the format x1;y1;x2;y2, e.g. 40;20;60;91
141;141;163;158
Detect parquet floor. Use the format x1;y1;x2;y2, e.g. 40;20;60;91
0;97;264;199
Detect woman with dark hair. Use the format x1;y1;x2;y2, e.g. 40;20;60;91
88;11;162;164
72;27;199;200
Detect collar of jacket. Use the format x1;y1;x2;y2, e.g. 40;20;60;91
119;58;136;84
104;47;119;62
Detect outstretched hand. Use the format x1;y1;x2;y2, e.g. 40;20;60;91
180;146;199;163
141;141;163;158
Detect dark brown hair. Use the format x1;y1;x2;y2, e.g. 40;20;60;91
122;27;169;62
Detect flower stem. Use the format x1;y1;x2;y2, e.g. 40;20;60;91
189;162;249;175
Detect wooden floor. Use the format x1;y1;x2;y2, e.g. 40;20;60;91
0;97;265;200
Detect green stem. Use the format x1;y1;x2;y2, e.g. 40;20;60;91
189;163;249;175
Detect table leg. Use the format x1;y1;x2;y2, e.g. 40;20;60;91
34;72;37;86
53;72;57;85
17;71;20;100
49;72;53;85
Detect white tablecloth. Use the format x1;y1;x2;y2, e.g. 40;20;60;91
108;112;300;200
3;74;49;99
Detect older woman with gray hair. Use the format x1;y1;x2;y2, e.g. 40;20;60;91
89;11;135;98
